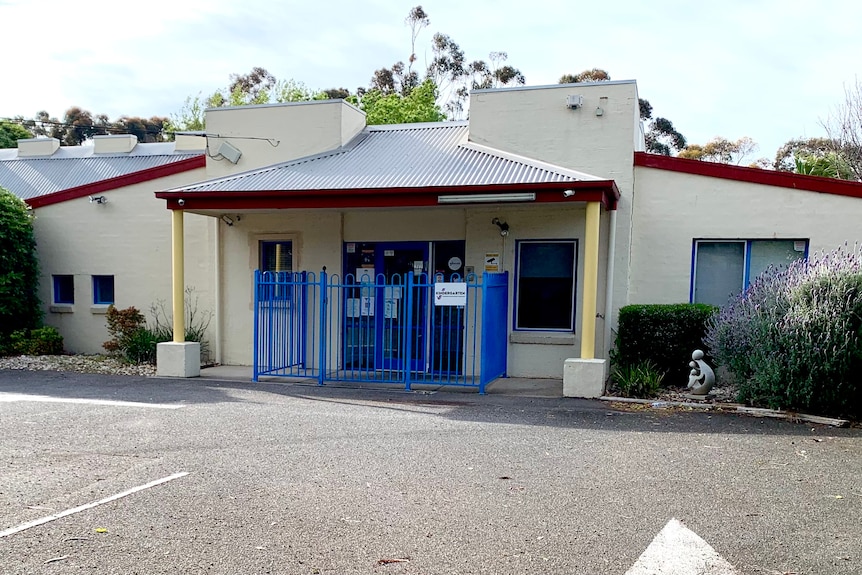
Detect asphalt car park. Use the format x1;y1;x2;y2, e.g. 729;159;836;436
1;369;860;574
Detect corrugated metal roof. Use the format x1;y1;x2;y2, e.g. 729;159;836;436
0;146;203;200
170;123;601;193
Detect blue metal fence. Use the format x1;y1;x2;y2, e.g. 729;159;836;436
253;270;509;393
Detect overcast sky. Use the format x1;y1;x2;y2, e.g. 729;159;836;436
1;0;859;160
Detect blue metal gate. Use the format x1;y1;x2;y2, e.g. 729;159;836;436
253;271;509;393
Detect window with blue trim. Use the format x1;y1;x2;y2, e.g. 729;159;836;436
692;239;808;306
515;240;577;330
53;275;74;305
92;275;115;305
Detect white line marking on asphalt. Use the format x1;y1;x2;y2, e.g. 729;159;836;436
0;392;184;409
625;518;738;575
0;472;189;538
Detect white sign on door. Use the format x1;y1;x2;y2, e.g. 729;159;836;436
434;282;467;307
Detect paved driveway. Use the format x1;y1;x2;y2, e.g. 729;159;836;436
1;369;860;574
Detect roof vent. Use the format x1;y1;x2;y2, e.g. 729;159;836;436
94;134;138;154
17;137;60;157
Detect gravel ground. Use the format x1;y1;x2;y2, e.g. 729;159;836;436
0;354;156;377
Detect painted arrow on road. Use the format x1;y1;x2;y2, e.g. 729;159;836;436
625;518;738;575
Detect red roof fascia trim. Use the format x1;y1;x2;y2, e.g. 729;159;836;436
26;155;206;209
158;189;613;211
634;152;862;199
156;180;621;211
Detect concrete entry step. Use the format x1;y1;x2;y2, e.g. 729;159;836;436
198;365;562;397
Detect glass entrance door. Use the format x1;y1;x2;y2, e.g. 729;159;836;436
375;242;429;371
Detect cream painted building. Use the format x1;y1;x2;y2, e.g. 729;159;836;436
1;134;213;355
5;79;862;397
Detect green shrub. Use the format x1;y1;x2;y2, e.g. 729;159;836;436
3;326;64;356
122;327;163;365
611;360;665;398
706;244;862;419
0;188;41;337
103;288;212;365
612;303;718;383
103;305;146;356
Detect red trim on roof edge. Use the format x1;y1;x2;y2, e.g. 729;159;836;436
26;155;206;209
156;180;621;211
634;152;862;199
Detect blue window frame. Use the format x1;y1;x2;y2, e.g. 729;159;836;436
92;275;115;305
53;275;74;305
514;240;577;331
691;239;808;306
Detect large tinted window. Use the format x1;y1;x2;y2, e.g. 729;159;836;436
516;241;577;330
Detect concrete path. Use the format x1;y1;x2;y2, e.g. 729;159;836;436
200;364;565;397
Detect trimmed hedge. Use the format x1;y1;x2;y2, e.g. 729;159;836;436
613;304;718;383
0;326;63;356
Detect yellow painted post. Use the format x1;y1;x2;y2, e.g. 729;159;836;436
580;201;601;359
275;243;282;272
172;209;185;343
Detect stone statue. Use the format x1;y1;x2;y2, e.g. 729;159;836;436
686;349;715;397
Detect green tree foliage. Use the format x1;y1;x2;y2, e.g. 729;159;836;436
0;187;41;337
794;152;853;179
642;109;687;156
353;78;445;125
374;6;525;118
11;109;168;146
0;121;33;148
556;69;687;156
678;136;759;165
773;137;854;180
773;137;833;171
168;7;522;129
166;71;328;134
822;78;862;181
558;68;611;84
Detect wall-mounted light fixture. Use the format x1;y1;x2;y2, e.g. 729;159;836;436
563;189;576;198
220;215;234;226
596;96;608;117
438;193;535;204
88;195;107;204
492;217;509;237
566;94;583;109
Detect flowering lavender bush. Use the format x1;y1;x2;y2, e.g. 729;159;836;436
705;244;862;418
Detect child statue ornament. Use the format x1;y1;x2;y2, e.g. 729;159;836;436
686;349;715;398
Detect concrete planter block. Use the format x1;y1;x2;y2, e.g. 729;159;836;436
156;342;201;378
563;358;607;398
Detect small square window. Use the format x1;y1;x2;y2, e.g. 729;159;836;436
260;241;293;273
92;275;115;305
53;275;74;304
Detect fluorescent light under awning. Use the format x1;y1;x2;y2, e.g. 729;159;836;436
437;193;536;204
